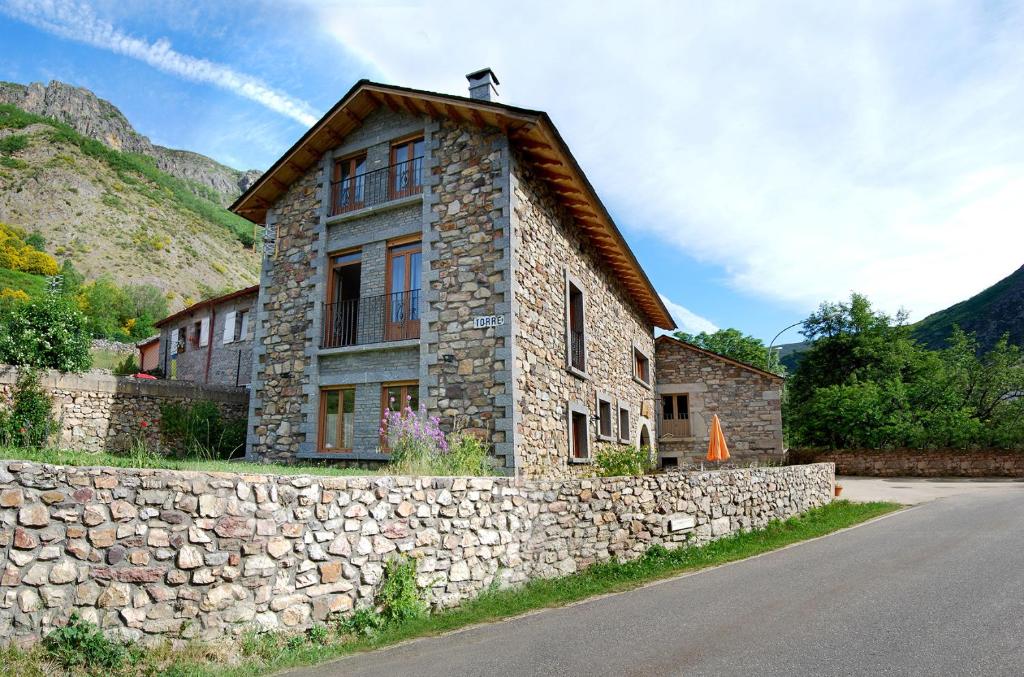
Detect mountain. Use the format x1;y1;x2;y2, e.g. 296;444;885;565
913;264;1024;352
0;80;260;205
0;94;260;307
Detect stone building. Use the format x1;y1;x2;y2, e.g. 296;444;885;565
154;285;258;387
230;70;676;478
654;335;784;467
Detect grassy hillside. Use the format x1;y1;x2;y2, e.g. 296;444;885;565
913;264;1024;351
0;104;259;308
0;266;47;297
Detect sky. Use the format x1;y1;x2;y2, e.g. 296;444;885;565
2;0;1023;344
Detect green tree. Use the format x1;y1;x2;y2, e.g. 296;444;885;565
674;328;782;374
0;294;92;372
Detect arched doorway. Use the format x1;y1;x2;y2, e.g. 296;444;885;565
638;423;651;449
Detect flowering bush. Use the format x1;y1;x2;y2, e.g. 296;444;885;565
381;398;494;476
0;369;56;448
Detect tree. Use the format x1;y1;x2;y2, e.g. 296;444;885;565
0;294;92;372
674;328;782;374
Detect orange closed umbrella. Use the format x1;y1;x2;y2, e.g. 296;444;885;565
706;414;731;463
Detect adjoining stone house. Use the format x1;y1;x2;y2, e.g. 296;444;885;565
229;70;677;478
154;285;258;387
654;335;784;467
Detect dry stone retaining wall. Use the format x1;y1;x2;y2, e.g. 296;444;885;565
796;448;1024;477
0;366;249;453
0;461;833;644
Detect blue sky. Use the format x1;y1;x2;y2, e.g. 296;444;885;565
3;1;1023;344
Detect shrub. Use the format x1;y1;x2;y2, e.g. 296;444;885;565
0;134;28;154
437;430;494;476
42;613;128;670
382;399;448;475
337;607;387;638
0;222;59;275
378;556;427;624
159;401;245;459
0;294;92;372
594;444;655;477
0;370;57;448
113;355;139;375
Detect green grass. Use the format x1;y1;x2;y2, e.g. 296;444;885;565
0;266;48;298
0;500;899;677
0;446;375;478
0;103;257;246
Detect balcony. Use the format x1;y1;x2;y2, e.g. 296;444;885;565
322;290;420;349
660;417;692;438
330;157;424;216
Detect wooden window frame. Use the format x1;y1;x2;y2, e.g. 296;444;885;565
384;237;422;341
317;386;356;453
659;393;692;439
389;135;424;199
379;381;420;451
567;400;591;462
632;343;652;387
326;248;362;306
332;152;368;214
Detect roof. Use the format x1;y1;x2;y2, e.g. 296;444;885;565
136;335;159;348
154;285;259;329
229;80;675;330
655;334;785;381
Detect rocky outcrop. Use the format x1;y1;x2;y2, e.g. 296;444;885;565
0;80;261;204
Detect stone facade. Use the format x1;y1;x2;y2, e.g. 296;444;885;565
0;367;248;453
156;287;257;387
792;448;1024;477
511;158;658;478
0;460;833;644
655;337;784;466
245;96;661;478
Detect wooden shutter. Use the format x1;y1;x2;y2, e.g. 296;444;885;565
223;311;236;344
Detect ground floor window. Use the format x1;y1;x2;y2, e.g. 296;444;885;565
568;403;590;460
380;382;420;449
596;394;613;440
319;386;355;452
618;405;631;444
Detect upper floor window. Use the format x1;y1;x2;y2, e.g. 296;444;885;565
633;347;651;385
390;137;424;199
566;276;586;375
333;154;367;213
661;394;691;438
235;310;249;341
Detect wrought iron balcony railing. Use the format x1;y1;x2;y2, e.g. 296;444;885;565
569;328;585;372
330;157;424;216
322;290;421;349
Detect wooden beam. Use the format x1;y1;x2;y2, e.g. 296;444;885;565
470;109;487;129
342;109;363;125
422;100;442;119
397;96;422;117
381;93;402;113
445;103;468;124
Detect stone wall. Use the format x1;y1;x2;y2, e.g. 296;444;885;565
655;338;784;465
0;367;249;453
511;155;658;479
793;448;1024;477
0;461;834;644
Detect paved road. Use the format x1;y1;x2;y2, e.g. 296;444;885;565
838;475;1023;505
289;490;1024;677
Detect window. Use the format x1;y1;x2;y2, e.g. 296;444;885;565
333;153;367;214
661;456;678;469
596;394;613;441
236;310;249;341
569;406;590;461
661;394;691;437
385;239;421;341
319;387;355;452
324;249;362;348
380;382;420;449
390;137;424;199
566;275;586;374
633;347;651;385
177;326;187;353
191;321;202;348
618;405;631;444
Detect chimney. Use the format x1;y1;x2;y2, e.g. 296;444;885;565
466;68;500;102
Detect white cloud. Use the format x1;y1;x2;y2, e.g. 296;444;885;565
1;0;319;127
299;0;1024;320
658;295;718;336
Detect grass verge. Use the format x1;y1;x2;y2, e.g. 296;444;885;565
0;446;375;478
0;500;899;677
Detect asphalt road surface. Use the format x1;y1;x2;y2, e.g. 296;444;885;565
288;486;1024;677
